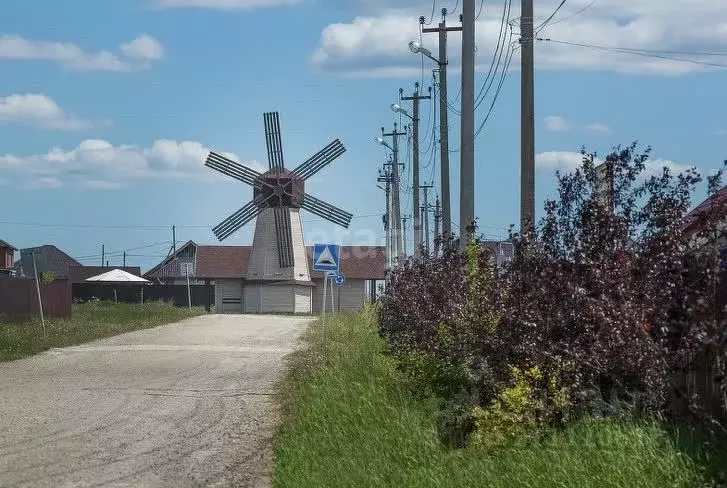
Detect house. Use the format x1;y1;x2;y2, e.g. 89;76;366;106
482;240;515;274
0;239;16;276
144;242;386;314
18;245;82;280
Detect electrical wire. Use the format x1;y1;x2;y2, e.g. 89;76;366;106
545;0;599;27
474;0;512;110
425;0;437;24
449;0;460;15
476;0;487;20
535;0;567;32
474;36;517;139
538;38;727;69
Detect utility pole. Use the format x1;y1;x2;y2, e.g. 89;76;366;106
101;244;105;267
173;225;177;255
434;196;441;257
401;83;431;260
401;215;410;256
381;124;406;261
377;164;393;274
123;251;127;267
422;9;462;246
461;0;476;249
521;0;536;235
31;250;45;337
421;184;434;255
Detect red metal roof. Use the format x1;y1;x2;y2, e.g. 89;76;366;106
681;185;727;235
306;246;386;280
196;246;251;279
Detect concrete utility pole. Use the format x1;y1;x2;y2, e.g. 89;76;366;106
461;0;476;249
520;0;536;235
381;125;407;261
123;251;127;267
401;83;431;260
401;215;410;256
101;244;105;267
377;164;393;274
421;184;434;255
422;10;462;246
434;196;441;257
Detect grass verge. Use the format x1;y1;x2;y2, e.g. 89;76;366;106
273;307;724;488
0;301;205;362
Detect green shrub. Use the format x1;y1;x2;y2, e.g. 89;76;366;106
469;365;572;451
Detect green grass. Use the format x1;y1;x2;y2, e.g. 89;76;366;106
273;308;725;488
0;301;205;362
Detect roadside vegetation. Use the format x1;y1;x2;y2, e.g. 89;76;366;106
0;301;205;361
274;310;723;487
275;143;727;487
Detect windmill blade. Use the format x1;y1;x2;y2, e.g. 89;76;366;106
205;152;262;186
301;193;353;228
291;139;346;181
212;196;265;241
273;208;295;268
264;112;285;171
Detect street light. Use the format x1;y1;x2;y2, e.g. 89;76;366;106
390;103;413;120
375;136;393;150
408;40;439;64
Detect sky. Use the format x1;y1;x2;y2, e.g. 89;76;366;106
0;0;725;271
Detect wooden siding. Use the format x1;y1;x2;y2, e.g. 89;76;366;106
246;209;309;282
294;285;312;314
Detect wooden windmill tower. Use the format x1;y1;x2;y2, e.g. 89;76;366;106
205;112;352;313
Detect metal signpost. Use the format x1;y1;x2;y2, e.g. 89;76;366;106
313;244;341;358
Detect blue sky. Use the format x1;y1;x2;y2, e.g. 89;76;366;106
1;0;725;271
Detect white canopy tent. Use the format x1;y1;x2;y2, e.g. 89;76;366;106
85;269;151;303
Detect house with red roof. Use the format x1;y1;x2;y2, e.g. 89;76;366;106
144;241;385;314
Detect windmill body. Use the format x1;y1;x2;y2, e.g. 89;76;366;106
205;112;352;314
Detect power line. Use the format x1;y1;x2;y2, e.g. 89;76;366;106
474;0;512;110
534;0;567;32
475;38;517;138
425;0;437;24
476;0;486;19
545;0;599;27
538;38;727;69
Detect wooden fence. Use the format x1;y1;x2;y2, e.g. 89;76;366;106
0;277;72;321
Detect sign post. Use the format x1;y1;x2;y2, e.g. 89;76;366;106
313;244;341;356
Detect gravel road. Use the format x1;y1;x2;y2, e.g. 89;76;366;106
0;314;311;488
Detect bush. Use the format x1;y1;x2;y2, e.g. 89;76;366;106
378;142;727;443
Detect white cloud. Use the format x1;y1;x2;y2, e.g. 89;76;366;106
544;115;570;132
0;94;91;131
0;139;265;189
536;150;694;177
716;129;727;136
120;34;165;61
151;0;299;9
0;34;165;71
312;0;727;77
30;177;63;190
585;122;612;134
543;116;612;134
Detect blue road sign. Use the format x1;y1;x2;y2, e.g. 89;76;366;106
334;273;346;286
312;244;341;272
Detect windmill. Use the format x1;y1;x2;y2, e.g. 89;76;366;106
204;112;352;313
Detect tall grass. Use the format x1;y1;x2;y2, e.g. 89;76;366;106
273;308;718;488
0;301;205;362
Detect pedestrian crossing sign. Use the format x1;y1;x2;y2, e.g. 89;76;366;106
313;244;341;272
